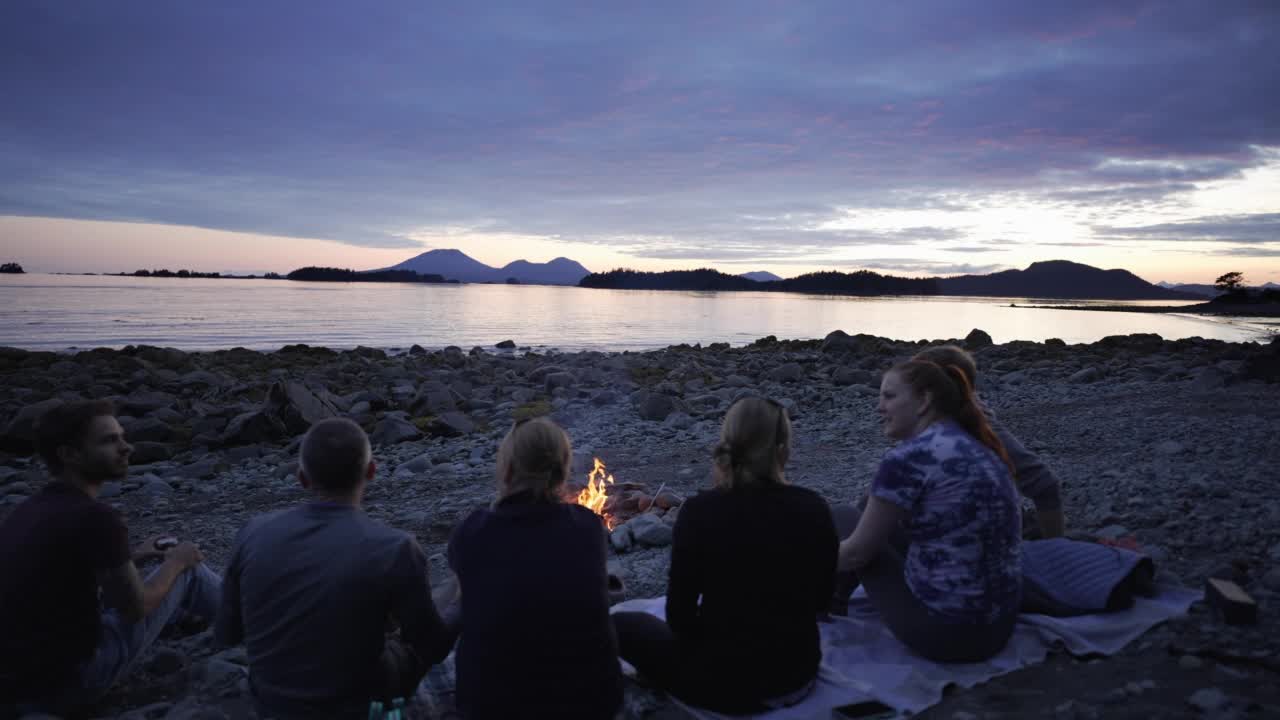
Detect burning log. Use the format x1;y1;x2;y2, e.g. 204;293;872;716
573;457;684;534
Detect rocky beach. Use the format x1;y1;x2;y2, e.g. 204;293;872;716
2;330;1279;719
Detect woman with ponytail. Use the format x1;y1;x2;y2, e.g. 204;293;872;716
447;417;622;719
834;360;1022;662
612;397;837;714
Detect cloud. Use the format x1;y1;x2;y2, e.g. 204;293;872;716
0;0;1277;261
1095;213;1280;243
1215;246;1280;257
945;246;1005;253
853;258;1009;275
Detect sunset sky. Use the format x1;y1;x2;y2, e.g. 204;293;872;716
2;1;1278;283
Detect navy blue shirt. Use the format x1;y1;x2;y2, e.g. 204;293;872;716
448;493;622;720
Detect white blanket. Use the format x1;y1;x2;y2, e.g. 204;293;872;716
612;584;1200;719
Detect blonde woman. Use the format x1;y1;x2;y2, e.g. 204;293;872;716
446;417;622;720
612;397;837;715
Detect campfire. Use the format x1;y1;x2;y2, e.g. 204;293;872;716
576;458;617;527
572;457;682;532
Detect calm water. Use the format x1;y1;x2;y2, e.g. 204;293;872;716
0;274;1272;352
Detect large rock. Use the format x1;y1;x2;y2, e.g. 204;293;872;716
767;363;803;383
129;441;173;465
124;416;177;443
430;411;476;437
628;514;674;547
269;381;339;435
221;410;286;446
1068;367;1101;383
410;385;459;415
638;393;677;422
0;398;64;453
964;328;994;349
371;416;422;446
821;330;889;355
118;391;178;417
219;381;338;446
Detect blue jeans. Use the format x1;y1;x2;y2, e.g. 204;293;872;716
12;563;221;716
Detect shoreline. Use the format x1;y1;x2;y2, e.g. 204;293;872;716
1019;300;1280;318
2;332;1279;717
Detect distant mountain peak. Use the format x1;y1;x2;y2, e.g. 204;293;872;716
380;249;590;285
740;270;783;282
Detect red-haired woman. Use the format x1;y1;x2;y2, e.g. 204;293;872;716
836;360;1022;662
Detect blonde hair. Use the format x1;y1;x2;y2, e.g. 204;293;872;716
495;417;573;502
712;397;790;489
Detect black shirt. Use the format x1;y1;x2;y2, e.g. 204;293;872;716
0;482;131;698
448;493;622;720
667;483;837;701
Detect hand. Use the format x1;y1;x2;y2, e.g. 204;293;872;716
132;535;169;561
164;542;204;571
432;573;461;609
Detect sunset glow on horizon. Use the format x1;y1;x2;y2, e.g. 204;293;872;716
2;2;1277;285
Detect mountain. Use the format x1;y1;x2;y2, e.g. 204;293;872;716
739;270;783;282
938;260;1200;300
381;249;590;285
1156;282;1220;298
495;257;591;285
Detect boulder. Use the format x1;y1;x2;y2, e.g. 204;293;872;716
118;391;178;417
590;389;618;406
130;441;173;465
767;363;803;383
629;514;674;547
411;387;458;415
964;328;994;349
0;398;64;453
832;366;873;387
495;339;517;349
124;416;177;443
371;416;422;446
220;410;286;447
431;411;476;437
269;381;339;435
821;330;889;355
638;394;677;422
544;372;577;391
1068;367;1101;384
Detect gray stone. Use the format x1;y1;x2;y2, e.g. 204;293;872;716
118;391;178;417
725;374;751;387
142;479;174;496
220;409;286;447
590;389;619;406
1068;367;1101;383
609;524;634;553
1179;655;1205;670
1186;687;1229;713
767;362;803;383
663;412;694;430
686;394;722;412
371;416;422;446
964;328;994;349
638;394;677;422
495;339;516;349
544;372;577;391
176;458;221;479
130;441;173;465
414;387;458;415
268;381;340;435
402;453;435;473
433;411;476;436
126;416;177;443
630;514;674;546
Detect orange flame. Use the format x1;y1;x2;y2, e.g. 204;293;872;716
577;457;616;528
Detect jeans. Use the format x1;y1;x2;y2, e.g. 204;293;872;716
830;502;1016;664
10;563;222;716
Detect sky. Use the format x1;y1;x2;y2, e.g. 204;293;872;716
1;1;1278;283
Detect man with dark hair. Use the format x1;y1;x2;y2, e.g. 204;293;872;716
0;400;221;714
216;417;460;718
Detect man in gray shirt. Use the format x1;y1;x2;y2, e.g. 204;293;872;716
215;418;459;718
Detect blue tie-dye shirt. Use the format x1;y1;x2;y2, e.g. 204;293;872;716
871;420;1022;623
